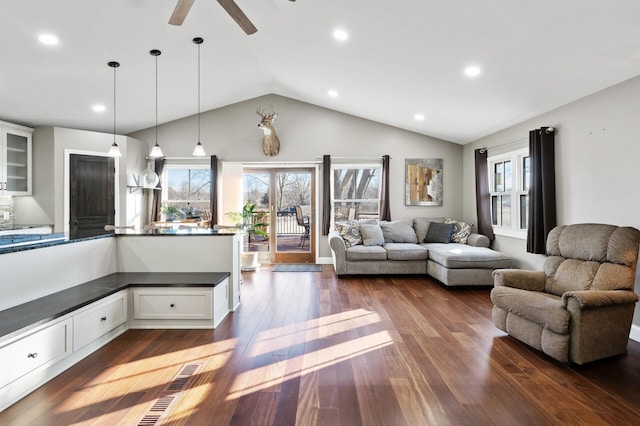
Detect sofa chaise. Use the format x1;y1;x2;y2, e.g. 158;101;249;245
328;217;512;286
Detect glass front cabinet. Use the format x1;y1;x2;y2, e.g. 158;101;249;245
0;121;33;196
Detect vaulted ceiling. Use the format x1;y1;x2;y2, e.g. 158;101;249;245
1;1;640;144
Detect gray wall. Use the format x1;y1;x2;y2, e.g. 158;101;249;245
130;94;464;257
17;127;147;231
461;75;640;327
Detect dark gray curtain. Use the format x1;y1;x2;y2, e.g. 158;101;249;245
474;149;495;241
527;127;556;254
379;155;391;221
322;155;331;235
210;155;218;227
150;157;165;222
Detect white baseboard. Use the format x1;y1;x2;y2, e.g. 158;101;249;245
630;324;640;343
317;257;333;265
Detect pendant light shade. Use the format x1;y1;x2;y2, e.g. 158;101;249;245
149;49;164;158
192;37;206;157
107;61;122;157
139;159;159;188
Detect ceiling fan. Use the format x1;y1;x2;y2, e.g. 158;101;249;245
169;0;295;35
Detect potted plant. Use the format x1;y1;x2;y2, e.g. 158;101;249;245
225;201;268;271
225;201;268;240
160;205;181;222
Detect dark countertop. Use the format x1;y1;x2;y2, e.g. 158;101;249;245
0;272;230;342
114;228;238;236
0;227;238;255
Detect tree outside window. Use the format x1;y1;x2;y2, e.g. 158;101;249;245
332;164;381;223
163;167;210;219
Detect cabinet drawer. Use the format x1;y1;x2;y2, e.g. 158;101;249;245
0;318;72;389
133;289;213;320
73;292;127;350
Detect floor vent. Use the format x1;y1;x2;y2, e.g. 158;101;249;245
135;362;203;425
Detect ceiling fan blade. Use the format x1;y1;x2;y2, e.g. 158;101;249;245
169;0;195;26
217;0;258;35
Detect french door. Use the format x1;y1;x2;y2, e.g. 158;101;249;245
244;167;315;264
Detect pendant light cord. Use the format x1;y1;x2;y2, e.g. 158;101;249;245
197;40;201;143
155;53;158;145
113;64;117;142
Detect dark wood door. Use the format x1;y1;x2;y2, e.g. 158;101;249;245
69;154;115;233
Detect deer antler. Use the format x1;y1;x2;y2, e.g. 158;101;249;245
256;103;277;119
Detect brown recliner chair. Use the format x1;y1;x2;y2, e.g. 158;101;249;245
491;223;639;365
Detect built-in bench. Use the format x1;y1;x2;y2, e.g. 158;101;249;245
0;272;230;412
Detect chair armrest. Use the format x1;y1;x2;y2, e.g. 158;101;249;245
562;290;639;310
466;233;490;248
492;269;545;291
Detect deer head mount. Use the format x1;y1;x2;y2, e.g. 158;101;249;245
257;104;280;156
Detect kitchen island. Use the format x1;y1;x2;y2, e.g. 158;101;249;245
0;228;242;412
0;228;242;312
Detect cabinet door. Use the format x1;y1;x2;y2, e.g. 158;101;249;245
2;128;32;195
73;292;127;350
0;318;72;389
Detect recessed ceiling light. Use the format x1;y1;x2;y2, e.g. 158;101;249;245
92;104;106;113
333;29;349;42
328;89;339;98
38;34;59;46
464;65;481;77
414;113;425;122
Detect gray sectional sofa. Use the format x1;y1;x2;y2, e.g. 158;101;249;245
328;217;512;286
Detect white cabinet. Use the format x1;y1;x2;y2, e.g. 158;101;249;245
73;291;128;351
0;121;33;196
130;280;229;329
0;317;72;410
0;292;128;412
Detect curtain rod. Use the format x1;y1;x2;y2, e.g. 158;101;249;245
317;156;389;161
478;137;526;154
479;127;555;153
223;160;323;166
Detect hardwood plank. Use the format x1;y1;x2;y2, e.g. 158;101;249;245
1;268;640;425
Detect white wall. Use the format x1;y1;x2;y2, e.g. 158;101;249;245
0;238;117;311
129;94;464;257
462;74;640;327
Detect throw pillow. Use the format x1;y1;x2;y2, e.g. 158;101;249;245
424;222;455;243
445;219;473;244
359;224;385;246
334;220;362;247
412;217;445;243
379;220;418;243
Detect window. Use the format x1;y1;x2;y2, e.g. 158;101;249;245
331;163;381;224
162;165;210;218
489;148;529;237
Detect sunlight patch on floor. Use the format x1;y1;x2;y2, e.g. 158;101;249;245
226;330;394;400
249;309;382;357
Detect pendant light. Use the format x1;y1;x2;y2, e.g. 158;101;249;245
192;37;206;157
107;61;122;157
149;49;164;158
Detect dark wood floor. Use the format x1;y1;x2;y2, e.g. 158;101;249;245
2;266;640;425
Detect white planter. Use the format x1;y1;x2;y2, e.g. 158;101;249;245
241;252;259;271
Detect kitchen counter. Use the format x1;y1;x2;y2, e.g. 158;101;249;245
0;227;238;254
114;228;237;236
0;272;230;342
